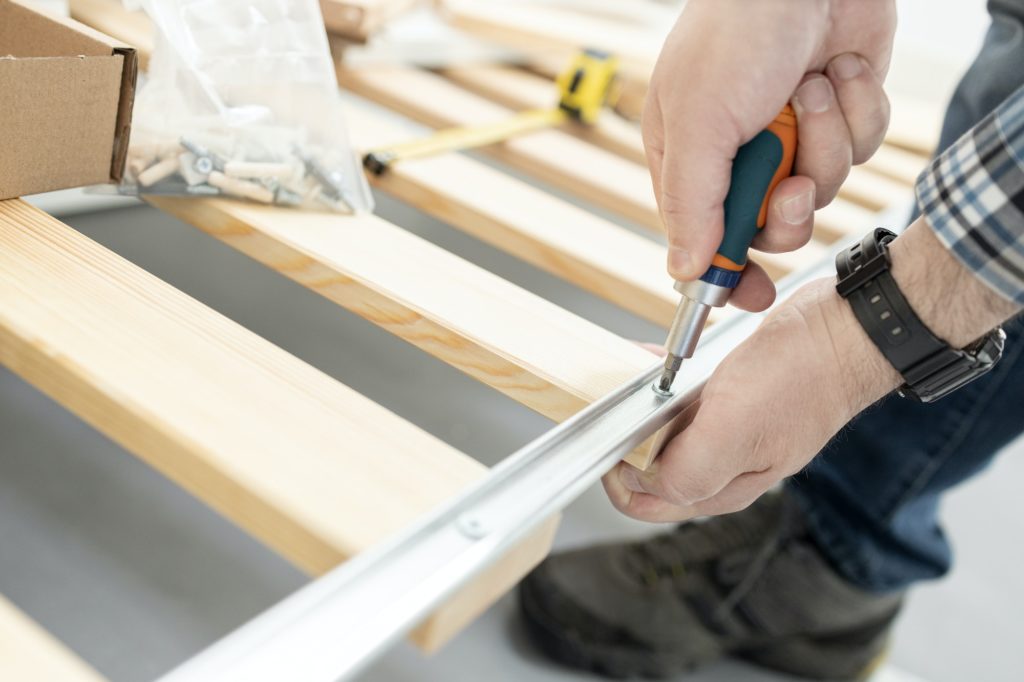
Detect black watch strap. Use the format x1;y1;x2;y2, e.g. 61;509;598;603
835;229;1005;403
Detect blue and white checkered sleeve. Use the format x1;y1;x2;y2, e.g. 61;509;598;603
916;85;1024;306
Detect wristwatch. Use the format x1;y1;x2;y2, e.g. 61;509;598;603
835;228;1005;403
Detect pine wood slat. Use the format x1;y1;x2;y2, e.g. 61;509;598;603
443;0;944;155
338;65;827;277
439;63;649;165
69;0;154;69
0;596;104;682
0;199;557;650
348;107;678;327
321;0;417;43
148;196;658;422
338;64;663;230
439;63;917;216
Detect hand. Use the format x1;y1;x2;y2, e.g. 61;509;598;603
645;0;896;311
605;218;1020;523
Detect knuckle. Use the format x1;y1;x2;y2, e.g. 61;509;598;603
659;184;692;224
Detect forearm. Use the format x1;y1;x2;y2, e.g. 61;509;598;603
889;220;1021;348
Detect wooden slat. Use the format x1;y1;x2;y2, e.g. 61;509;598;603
0;596;104;682
0;199;557;650
339;64;663;230
439;64;648;164
445;0;946;154
443;0;660;83
321;0;417;42
339;65;827;277
349;107;677;327
862;143;929;186
841;166;913;212
69;0;154;69
148;197;657;422
70;0;414;53
437;63;915;236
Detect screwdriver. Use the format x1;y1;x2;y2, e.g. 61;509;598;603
656;105;798;393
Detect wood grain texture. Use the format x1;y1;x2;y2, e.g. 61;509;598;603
0;199;557;648
444;1;945;154
338;65;663;230
349;107;678;327
148;196;657;423
434;63;912;256
0;596;104;682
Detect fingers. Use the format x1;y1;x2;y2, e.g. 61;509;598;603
603;466;778;523
655;114;735;281
791;74;852;206
826;53;890;164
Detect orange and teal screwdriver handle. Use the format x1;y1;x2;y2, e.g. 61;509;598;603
699;105;798;289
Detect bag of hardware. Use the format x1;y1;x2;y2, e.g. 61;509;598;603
120;0;373;212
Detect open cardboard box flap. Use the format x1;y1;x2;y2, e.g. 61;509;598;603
0;0;137;199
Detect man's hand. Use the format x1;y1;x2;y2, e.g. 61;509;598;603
645;0;896;311
605;219;1021;523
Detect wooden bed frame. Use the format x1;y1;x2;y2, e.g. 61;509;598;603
0;0;937;677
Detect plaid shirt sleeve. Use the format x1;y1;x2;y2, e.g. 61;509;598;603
916;84;1024;306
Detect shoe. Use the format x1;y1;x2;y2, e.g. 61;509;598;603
519;490;902;680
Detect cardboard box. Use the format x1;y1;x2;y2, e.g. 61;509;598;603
0;0;137;199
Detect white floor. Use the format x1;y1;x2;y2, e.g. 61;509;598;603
1;198;1022;682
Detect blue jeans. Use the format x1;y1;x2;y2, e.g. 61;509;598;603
787;1;1024;593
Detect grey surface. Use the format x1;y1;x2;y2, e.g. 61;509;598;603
0;200;1021;682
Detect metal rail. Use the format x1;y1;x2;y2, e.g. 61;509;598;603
159;255;836;682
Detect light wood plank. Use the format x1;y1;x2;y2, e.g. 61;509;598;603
148;196;657;422
442;64;921;214
0;596;104;682
443;0;659;85
444;1;946;154
339;64;663;230
439;64;648;165
338;65;828;275
69;0;154;69
840;166;913;212
0;199;557;649
814;198;881;243
349;107;678;327
862;144;929;187
321;0;417;42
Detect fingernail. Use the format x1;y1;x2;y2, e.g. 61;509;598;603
619;466;645;493
831;53;863;81
668;246;695;279
793;77;832;114
779;189;815;225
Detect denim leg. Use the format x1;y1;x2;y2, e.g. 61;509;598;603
787;2;1024;593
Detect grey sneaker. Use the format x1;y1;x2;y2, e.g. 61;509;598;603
519;490;902;680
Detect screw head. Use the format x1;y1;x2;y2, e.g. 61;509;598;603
194;157;214;175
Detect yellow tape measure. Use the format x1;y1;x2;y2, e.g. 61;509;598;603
364;50;620;176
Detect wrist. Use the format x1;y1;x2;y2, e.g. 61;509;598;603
889;218;1020;348
796;277;902;416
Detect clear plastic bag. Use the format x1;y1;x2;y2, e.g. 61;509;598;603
120;0;373;213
